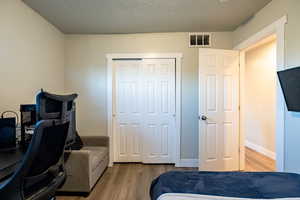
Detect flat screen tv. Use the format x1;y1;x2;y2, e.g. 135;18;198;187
278;66;300;112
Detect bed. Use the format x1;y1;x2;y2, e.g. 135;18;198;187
150;171;300;200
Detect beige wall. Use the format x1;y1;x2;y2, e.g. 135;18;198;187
234;0;300;172
5;0;300;169
0;0;65;114
245;41;276;154
64;32;233;159
233;0;288;47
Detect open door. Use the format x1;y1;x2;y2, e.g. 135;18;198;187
199;49;239;171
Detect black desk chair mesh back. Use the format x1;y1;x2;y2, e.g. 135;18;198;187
36;91;77;122
36;90;78;148
0;120;70;200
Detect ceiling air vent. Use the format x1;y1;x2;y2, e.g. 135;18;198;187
189;33;211;48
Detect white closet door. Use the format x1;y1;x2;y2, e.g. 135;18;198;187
113;59;176;163
114;60;143;162
199;49;239;171
142;59;176;163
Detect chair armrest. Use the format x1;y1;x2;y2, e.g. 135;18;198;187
81;136;109;147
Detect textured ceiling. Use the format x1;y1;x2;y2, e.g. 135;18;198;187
23;0;272;34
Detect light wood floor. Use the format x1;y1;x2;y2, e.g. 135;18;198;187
57;164;196;200
57;148;275;200
244;147;276;172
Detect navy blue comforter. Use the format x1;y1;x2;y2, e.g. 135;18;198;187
150;171;300;200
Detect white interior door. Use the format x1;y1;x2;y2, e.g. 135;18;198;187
142;59;176;163
114;60;143;162
113;58;176;163
199;49;240;171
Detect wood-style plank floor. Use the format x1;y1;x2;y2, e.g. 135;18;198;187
57;164;196;200
244;147;276;172
57;148;275;200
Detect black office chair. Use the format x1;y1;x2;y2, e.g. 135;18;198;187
0;120;70;200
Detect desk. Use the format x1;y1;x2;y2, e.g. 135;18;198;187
0;148;24;181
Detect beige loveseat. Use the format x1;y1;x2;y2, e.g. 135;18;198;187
59;136;109;193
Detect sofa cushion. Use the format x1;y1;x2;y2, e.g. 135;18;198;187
82;146;108;172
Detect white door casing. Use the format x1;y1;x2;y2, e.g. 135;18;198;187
199;49;240;171
113;58;176;163
234;16;287;172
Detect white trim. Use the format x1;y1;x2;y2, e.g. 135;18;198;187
234;15;287;172
106;53;183;167
176;159;199;168
234;16;287;51
106;53;183;60
245;141;276;160
158;193;282;200
107;58;113;167
239;52;246;171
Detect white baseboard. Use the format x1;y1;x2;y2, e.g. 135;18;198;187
245;140;276;160
176;159;199;168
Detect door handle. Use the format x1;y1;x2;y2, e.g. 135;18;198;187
200;115;207;121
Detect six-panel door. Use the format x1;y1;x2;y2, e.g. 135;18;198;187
199;49;240;171
142;59;176;163
114;60;144;162
113;59;176;163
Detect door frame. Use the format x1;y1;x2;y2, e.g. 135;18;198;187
106;53;183;167
234;15;287;171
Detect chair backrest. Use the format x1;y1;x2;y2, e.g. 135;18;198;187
36;90;78;122
36;90;78;148
27;120;70;176
0;120;70;200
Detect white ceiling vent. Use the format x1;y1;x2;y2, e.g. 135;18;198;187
189;33;211;48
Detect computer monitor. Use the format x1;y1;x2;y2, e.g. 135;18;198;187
20;104;37;149
0;118;16;151
20;104;36;125
278;66;300;112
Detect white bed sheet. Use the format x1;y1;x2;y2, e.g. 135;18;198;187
158;193;300;200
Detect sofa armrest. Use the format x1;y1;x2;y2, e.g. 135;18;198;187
64;150;90;175
81;136;109;147
61;150;91;192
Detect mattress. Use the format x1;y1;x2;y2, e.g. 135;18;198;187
150;171;300;200
158;193;300;200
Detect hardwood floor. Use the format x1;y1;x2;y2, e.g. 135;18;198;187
57;148;275;200
57;164;196;200
244;147;276;172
